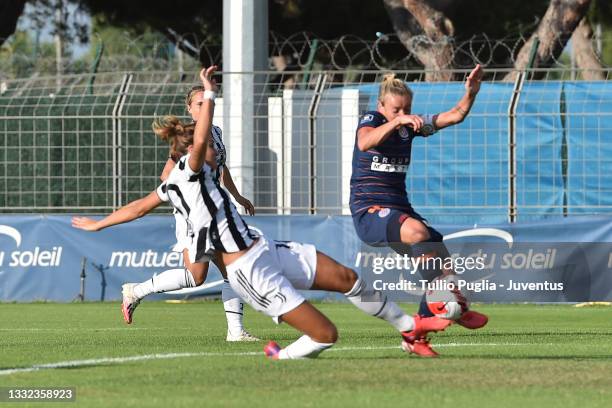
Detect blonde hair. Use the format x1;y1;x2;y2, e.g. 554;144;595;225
152;115;195;161
378;73;413;103
185;85;205;108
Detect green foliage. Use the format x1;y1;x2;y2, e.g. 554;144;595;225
589;0;612;66
4;0;611;73
589;0;612;25
0;30;55;77
89;16;172;61
81;0;221;43
23;0;89;45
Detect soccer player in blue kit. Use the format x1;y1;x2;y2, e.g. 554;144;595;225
350;66;489;350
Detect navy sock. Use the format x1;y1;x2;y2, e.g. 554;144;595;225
418;294;434;317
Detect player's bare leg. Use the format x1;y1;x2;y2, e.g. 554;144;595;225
264;301;337;359
399;217;488;330
312;251;450;357
182;250;208;285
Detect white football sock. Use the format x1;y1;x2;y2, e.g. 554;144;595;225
133;268;196;299
277;335;334;359
344;278;414;332
221;279;244;335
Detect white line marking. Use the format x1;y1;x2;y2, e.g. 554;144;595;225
0;352;256;376
0;343;557;376
0;328;149;332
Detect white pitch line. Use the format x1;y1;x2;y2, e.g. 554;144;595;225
0;351;257;376
0;328;150;332
0;343;555;377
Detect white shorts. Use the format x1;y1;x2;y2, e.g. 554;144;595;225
172;212;190;252
225;236;318;323
172;212;212;263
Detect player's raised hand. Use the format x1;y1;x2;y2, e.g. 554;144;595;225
71;216;101;232
465;64;483;96
395;114;424;132
199;66;218;93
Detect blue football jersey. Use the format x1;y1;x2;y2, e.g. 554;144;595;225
349;111;436;215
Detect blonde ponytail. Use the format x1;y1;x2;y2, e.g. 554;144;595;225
152;115;194;160
152;115;183;142
378;72;412;103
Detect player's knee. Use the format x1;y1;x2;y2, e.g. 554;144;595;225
212;255;228;279
401;226;430;244
339;266;358;292
188;266;208;286
317;323;338;344
328;325;339;344
427;228;444;243
191;272;205;286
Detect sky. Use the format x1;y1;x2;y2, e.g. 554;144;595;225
16;1;91;58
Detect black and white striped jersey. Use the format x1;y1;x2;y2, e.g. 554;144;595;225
156;154;257;258
170;124;226;182
211;125;226;181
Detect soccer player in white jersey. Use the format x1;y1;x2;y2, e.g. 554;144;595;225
116;118;257;341
73;66;452;357
109;85;257;342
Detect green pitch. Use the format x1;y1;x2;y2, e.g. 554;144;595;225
1;302;611;408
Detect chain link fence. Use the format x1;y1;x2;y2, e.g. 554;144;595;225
1;67;611;223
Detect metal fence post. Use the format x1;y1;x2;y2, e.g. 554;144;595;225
308;72;327;214
111;74;133;210
507;71;525;223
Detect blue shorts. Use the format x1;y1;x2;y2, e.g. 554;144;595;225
352;206;440;247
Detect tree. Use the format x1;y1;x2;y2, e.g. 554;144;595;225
382;0;454;80
0;0;27;47
81;0;221;65
0;30;55;78
575;0;612;78
382;0;598;80
505;0;592;81
0;0;608;79
80;15;200;73
571;17;604;80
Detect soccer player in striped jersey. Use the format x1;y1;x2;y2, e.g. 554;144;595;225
73;66;451;358
350;66;488;334
117;84;256;341
166;87;254;341
119;116;256;341
77;86;257;342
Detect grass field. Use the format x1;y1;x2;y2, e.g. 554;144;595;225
1;302;611;408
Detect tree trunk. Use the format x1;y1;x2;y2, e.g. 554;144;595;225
505;0;592;81
383;0;455;81
0;0;27;47
571;17;604;80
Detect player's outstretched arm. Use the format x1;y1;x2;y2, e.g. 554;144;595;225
221;167;255;215
189;66;218;173
71;191;163;231
434;64;483;130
